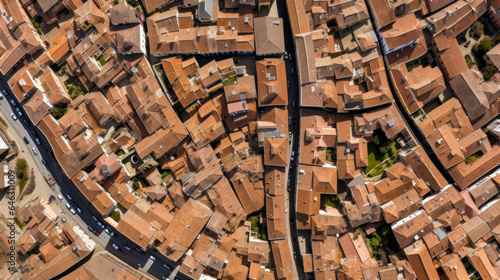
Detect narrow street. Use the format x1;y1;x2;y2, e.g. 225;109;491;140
277;0;307;278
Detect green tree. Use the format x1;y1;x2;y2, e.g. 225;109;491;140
132;177;140;190
483;66;498;80
51;106;68;119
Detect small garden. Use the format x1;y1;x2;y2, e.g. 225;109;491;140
469;20;499;80
131;177;141;191
154;64;179;104
364;130;399;178
353;225;398;263
64;76;86;100
247;212;267;241
16;159;28;194
97;56;107;67
465;150;484;165
50;105;68;119
320;194;340;210
110;210;121;223
326;147;336;163
222;75;237;86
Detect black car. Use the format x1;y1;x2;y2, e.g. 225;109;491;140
23;137;29;144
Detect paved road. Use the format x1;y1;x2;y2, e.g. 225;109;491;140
0;76;189;280
277;0;307;278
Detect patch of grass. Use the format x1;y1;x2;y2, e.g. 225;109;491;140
465;55;474;69
98;56;107;67
115;150;125;157
16;159;28;194
161;172;171;179
0;117;8;129
110;210;121;222
326;148;336;163
114;0;119;3
64;76;86;100
222;75;237;86
465;150;484;164
321;194;340;208
365;130;399;177
411;110;422;119
365;143;385;174
13;218;26;230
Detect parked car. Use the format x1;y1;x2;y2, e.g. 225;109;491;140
65;203;71;209
291;67;294;74
3;89;8;96
35;138;41;145
149;255;156;261
104;228;114;236
10;99;16;106
61;217;67;223
16;108;22;116
123;245;131;251
93;231;99;236
163;264;171;270
23;137;29;144
162;276;170;280
41;159;47;165
23;118;29;126
287;80;290;88
76;207;82;214
88;226;94;232
67;194;72;201
112;244;119;250
31;147;38;155
58;194;63;200
92;216;97;222
0;93;4;100
10;113;17;120
70;208;76;215
135;247;143;253
97;221;104;229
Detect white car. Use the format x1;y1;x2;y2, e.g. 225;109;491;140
0;93;4;100
70;208;76;215
150;255;156;261
112;244;119;250
65;203;71;209
58;194;63;200
10;113;17;120
104;228;114;236
31;147;38;155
